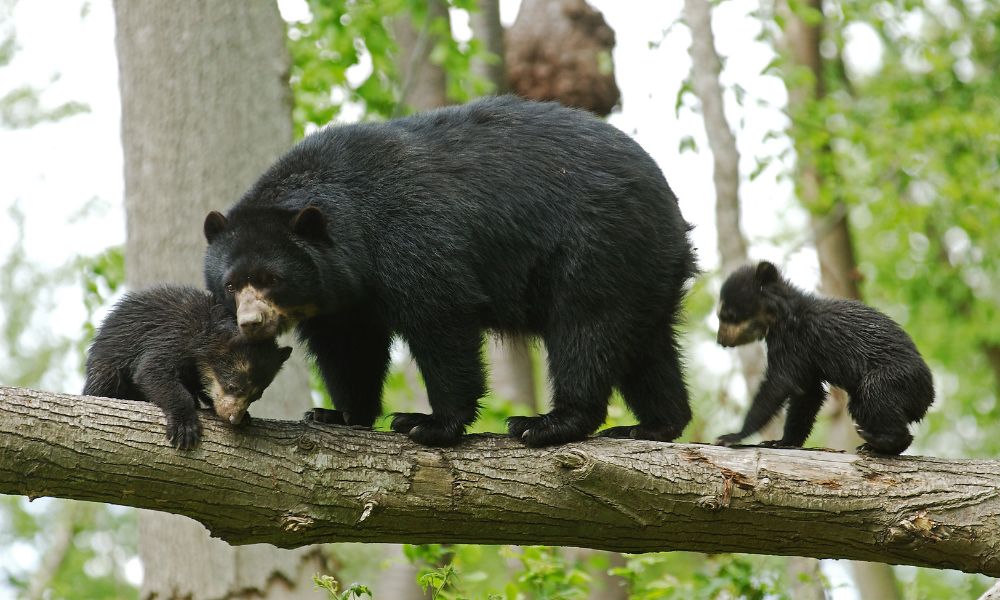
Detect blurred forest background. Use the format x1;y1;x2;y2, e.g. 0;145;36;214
1;0;998;598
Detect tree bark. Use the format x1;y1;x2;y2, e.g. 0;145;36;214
4;386;1000;578
393;0;450;113
468;0;507;94
114;1;320;597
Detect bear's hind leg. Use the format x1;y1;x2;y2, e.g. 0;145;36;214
600;326;691;443
508;325;614;446
851;376;913;455
391;326;486;446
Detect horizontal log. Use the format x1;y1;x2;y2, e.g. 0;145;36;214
1;385;998;576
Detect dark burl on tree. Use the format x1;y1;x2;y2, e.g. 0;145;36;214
715;261;934;455
83;285;292;449
203;95;697;448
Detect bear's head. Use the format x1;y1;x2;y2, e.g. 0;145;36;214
198;334;293;425
203;206;327;340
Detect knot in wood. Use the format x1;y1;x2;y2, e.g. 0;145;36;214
357;491;384;524
888;510;950;544
553;449;588;469
280;513;314;533
295;435;316;453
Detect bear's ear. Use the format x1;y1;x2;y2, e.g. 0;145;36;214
204;211;228;244
278;346;293;363
291;206;327;241
755;261;780;286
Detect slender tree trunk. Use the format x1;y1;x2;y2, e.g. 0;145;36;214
394;0;450;113
469;0;506;94
683;0;768;411
114;1;321;597
685;1;822;595
780;1;900;598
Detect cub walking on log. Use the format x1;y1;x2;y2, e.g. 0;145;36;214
715;261;934;455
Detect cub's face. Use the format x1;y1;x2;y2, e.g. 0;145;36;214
716;262;779;347
204;207;326;340
199;340;293;425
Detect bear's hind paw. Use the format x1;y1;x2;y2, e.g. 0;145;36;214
390;412;465;447
507;414;591;447
598;424;680;443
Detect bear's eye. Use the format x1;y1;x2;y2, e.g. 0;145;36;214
224;282;235;294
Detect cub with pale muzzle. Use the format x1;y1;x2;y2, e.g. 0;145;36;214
84;285;292;449
715;261;934;455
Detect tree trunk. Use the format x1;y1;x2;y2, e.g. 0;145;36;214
4;387;1000;578
468;0;506;94
393;0;450;113
685;0;822;594
114;1;321;597
780;1;900;598
682;0;767;409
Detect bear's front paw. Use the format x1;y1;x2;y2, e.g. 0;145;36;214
715;432;744;447
390;412;464;447
506;414;591;447
597;424;681;443
166;415;202;450
303;407;348;426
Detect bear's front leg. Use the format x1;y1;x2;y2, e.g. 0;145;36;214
391;328;486;446
302;312;392;428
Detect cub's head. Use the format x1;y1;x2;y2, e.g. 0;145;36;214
717;261;781;347
199;337;293;425
203;206;326;339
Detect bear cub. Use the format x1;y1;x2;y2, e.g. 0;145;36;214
203;95;697;447
84;285;292;449
715;261;934;455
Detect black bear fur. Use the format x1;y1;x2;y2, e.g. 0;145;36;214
203;95;697;447
715;261;934;455
84;285;292;449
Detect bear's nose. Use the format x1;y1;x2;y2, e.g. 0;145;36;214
237;310;264;329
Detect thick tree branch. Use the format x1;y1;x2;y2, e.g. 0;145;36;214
2;385;999;576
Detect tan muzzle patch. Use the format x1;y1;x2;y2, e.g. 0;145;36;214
717;320;756;347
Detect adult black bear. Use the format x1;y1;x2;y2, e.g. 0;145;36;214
204;96;697;447
84;285;293;449
715;261;934;455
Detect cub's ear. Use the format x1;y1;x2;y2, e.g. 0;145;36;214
291;206;327;241
754;261;780;286
278;346;293;363
204;211;228;244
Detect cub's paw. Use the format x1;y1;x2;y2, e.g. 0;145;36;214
390;412;464;447
506;414;590;447
598;424;681;443
757;439;792;448
166;415;202;450
715;433;744;447
303;408;348;426
856;442;904;456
